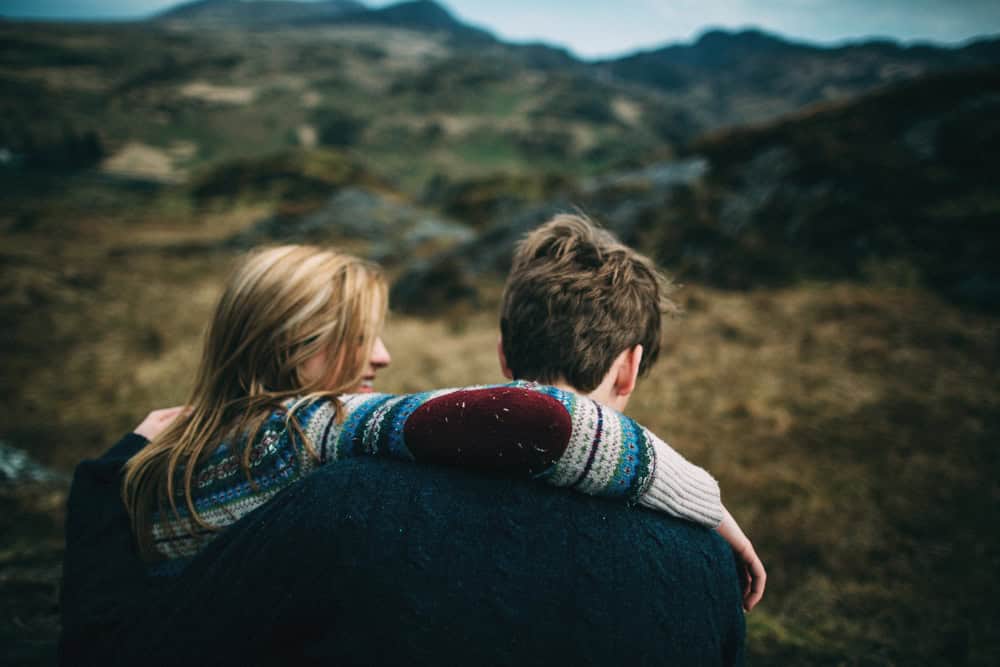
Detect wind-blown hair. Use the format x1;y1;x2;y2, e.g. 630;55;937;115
122;245;387;559
500;214;677;392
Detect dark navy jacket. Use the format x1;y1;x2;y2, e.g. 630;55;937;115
61;435;745;666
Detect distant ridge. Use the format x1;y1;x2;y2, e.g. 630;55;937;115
156;0;365;25
602;28;1000;85
150;3;998;74
302;0;495;42
156;0;494;41
596;28;1000;128
340;1;476;29
631;29;816;69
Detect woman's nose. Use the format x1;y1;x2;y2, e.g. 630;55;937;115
370;337;391;368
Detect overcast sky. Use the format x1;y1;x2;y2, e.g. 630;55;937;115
4;0;1000;58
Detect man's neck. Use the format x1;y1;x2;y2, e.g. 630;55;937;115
549;380;580;396
548;379;627;412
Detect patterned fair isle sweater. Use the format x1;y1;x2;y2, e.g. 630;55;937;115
151;381;722;563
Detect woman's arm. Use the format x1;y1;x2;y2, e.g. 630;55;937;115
318;383;764;610
316;383;723;527
717;507;767;611
136;390;765;607
139;391;762;606
524;385;764;610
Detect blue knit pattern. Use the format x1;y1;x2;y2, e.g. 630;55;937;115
611;413;648;502
334;393;397;458
375;392;436;460
149;382;717;562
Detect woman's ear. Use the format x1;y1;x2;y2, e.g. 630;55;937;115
497;336;514;380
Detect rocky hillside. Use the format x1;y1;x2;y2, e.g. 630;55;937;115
683;66;1000;310
3;3;998;197
0;12;667;193
389;67;1000;313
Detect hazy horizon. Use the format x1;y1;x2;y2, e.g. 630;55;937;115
2;0;999;59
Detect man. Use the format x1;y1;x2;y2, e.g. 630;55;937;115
300;213;754;664
61;215;755;665
496;213;764;599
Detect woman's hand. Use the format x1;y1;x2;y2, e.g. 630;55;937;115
133;406;188;441
716;506;766;612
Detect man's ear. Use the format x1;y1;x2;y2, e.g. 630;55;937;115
613;344;643;398
497;336;514;380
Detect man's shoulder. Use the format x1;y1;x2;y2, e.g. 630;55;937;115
277;457;745;665
301;456;735;573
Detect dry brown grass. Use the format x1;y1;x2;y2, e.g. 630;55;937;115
381;285;999;664
2;191;998;664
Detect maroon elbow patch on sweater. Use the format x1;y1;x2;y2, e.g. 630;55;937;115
403;387;572;475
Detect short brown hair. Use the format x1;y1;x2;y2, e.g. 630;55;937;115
500;214;677;392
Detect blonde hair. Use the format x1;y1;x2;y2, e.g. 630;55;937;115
122;245;387;558
501;214;677;392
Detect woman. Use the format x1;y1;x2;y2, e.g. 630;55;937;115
121;245;394;562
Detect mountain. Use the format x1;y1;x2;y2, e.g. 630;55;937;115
156;0;364;26
6;14;1000;193
6;12;1000;299
598;28;1000;132
146;5;1000;137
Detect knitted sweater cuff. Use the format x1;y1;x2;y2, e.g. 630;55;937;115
638;431;723;528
